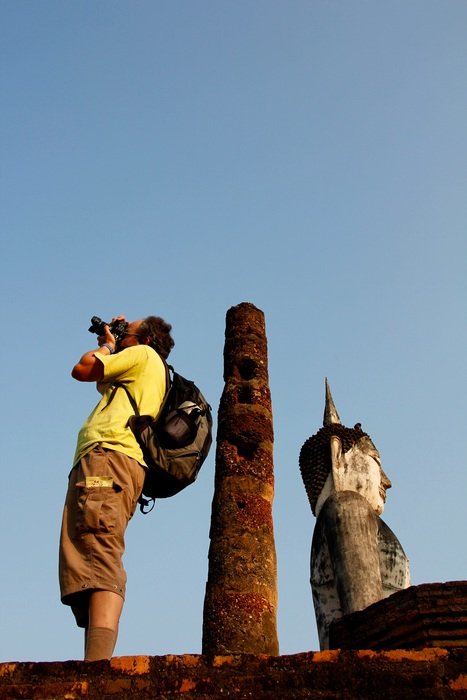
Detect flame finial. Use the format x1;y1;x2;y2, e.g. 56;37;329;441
323;378;341;426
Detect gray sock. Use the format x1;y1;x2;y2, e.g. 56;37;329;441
84;626;118;661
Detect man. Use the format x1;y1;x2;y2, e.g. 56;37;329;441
59;315;174;660
299;380;410;649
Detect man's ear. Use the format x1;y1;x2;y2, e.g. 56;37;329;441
330;435;345;491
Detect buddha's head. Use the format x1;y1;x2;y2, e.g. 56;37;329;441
299;380;391;517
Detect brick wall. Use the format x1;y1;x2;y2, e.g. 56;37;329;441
1;648;466;699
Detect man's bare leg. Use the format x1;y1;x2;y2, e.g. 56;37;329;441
84;591;123;660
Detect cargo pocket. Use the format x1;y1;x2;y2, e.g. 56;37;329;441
74;481;124;535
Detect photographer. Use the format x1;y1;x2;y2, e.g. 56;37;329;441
59;315;174;660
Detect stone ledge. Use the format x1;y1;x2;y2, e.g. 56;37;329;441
1;648;466;699
330;581;467;651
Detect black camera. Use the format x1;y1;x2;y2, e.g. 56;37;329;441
88;316;128;343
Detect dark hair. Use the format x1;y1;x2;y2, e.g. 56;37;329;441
139;316;174;359
299;423;369;515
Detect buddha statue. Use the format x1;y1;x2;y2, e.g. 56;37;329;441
299;380;410;649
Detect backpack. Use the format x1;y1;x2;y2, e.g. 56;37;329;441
119;362;213;512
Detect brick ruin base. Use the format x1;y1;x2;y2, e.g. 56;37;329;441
330;581;467;651
1;648;466;699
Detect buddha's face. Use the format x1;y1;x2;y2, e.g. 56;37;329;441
336;435;391;515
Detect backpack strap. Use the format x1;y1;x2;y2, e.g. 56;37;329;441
116;360;173;515
114;357;172;417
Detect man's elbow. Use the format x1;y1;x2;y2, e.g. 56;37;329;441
72;362;101;382
71;363;87;381
71;353;104;382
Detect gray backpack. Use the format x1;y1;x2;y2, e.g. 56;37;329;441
120;362;213;512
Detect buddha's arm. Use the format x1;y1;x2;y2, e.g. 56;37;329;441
321;491;384;614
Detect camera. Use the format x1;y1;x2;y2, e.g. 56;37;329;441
88;316;128;342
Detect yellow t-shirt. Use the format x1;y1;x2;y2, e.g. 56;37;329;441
73;345;167;466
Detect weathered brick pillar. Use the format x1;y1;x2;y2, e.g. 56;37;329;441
202;302;279;655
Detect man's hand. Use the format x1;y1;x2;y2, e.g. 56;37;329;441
111;315;127;325
72;324;116;382
98;323;118;351
72;315;130;382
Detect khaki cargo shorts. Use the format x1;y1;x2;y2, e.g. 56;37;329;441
59;446;145;627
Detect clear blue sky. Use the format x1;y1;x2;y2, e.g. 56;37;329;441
1;1;466;662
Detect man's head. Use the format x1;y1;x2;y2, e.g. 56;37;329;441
118;316;174;359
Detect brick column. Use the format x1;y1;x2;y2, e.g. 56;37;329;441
202;303;279;655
